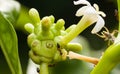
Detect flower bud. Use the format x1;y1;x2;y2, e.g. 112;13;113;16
55;19;65;31
29;8;40;26
24;23;34;33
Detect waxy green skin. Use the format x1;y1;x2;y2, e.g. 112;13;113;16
91;42;120;74
25;8;82;74
0;12;22;74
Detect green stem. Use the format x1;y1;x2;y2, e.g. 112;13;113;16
115;0;120;43
91;42;120;74
40;63;49;74
91;60;117;74
117;0;120;30
60;15;97;46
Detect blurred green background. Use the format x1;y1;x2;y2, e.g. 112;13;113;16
0;0;119;74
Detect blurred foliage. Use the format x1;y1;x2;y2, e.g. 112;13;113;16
0;0;22;74
0;12;22;74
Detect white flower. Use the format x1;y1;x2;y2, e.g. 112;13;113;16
0;0;20;19
26;59;39;74
0;0;20;12
74;0;106;34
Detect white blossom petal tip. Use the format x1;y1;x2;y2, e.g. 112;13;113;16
98;11;106;17
93;4;106;17
91;16;105;34
73;0;91;6
74;0;106;33
75;6;90;17
93;4;99;11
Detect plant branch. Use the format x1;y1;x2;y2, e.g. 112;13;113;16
40;63;49;74
114;0;120;43
68;51;99;65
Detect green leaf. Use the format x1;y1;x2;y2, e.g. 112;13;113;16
0;12;22;74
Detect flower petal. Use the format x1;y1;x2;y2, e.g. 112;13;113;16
75;6;90;16
73;0;91;6
0;0;20;12
91;16;105;34
26;59;39;74
85;6;97;14
98;11;106;17
93;4;99;11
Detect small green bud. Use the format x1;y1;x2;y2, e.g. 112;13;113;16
29;8;40;26
49;15;55;24
41;16;51;31
55;19;65;30
24;23;34;33
27;33;36;47
66;43;82;52
37;16;54;40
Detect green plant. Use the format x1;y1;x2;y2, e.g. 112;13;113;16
0;0;22;74
25;8;82;74
0;0;120;74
